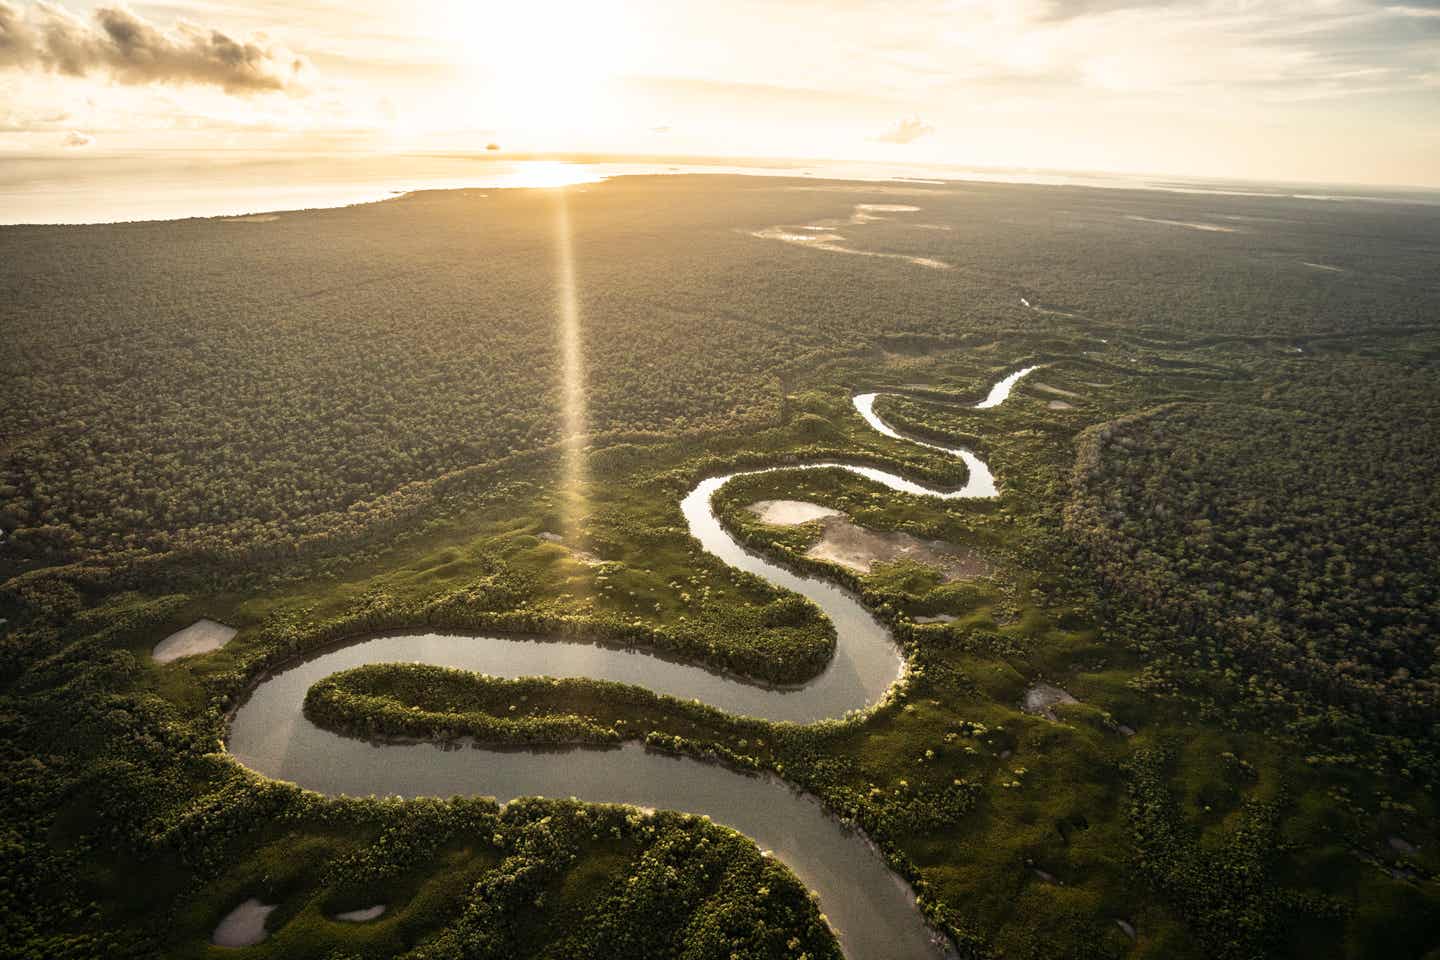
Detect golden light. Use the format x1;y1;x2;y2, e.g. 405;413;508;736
502;161;607;189
444;0;636;142
552;186;588;544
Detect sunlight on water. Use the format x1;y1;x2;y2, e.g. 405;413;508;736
0;157;607;224
505;161;607;189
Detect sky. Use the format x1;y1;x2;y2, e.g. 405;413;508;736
1;0;1437;187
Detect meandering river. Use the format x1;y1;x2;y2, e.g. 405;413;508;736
227;367;1037;959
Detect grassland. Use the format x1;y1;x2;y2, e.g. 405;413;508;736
2;175;1438;959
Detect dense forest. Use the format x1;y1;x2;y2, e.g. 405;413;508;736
2;175;1438;959
3;176;1437;576
1066;347;1440;783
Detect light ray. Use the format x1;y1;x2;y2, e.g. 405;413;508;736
553;188;587;545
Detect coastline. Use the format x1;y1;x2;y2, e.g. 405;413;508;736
5;152;1437;227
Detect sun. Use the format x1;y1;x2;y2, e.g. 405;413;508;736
445;0;635;141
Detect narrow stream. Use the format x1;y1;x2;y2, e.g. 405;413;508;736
227;367;1037;959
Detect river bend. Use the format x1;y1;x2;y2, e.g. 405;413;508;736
227;367;1038;959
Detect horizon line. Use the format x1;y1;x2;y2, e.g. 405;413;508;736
4;146;1439;194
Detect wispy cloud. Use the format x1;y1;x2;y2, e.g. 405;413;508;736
0;1;310;94
61;129;91;147
872;115;934;143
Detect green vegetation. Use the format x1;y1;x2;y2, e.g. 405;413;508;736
1067;351;1440;785
305;666;775;762
4;176;1435;579
3;176;1439;959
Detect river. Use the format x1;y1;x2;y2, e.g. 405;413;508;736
226;367;1038;959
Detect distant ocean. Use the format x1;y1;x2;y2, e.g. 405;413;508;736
2;152;1436;225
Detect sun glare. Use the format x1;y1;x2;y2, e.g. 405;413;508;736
503;162;607;188
446;1;635;140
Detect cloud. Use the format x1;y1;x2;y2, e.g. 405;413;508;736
61;128;90;147
872;115;934;144
0;2;310;94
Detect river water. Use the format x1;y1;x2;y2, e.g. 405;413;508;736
226;371;1036;959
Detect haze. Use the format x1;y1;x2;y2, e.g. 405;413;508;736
1;0;1438;187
